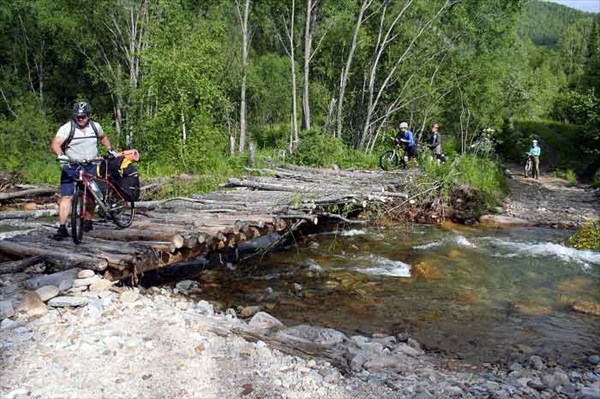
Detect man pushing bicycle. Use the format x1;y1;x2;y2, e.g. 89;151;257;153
50;101;115;240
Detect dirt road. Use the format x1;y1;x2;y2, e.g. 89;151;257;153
502;164;599;228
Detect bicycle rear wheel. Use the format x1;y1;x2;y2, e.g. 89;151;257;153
380;150;399;171
524;158;532;178
106;187;135;228
71;187;85;244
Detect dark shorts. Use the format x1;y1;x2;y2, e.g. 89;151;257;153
406;145;417;159
60;164;97;196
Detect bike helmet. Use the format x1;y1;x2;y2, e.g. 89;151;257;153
400;122;409;129
532;139;538;144
72;101;91;118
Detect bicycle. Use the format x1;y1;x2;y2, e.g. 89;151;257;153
59;157;135;244
523;154;533;178
379;138;408;171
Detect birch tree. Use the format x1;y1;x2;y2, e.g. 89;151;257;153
278;0;299;153
236;0;251;153
335;0;373;138
301;0;320;130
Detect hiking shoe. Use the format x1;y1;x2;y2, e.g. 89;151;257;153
52;226;70;241
84;220;93;232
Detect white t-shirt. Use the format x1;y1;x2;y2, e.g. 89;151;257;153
56;121;105;161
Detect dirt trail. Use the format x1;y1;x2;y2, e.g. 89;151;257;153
502;164;599;228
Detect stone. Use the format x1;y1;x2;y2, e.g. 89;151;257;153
25;268;80;290
77;269;96;279
58;279;73;293
363;355;409;372
248;311;284;330
283;325;348;346
239;305;261;318
529;355;545;370
479;215;535;227
589;355;600;365
73;275;101;288
175;280;199;292
1;318;17;330
120;290;139;303
48;296;89;307
579;387;600;399
9;327;34;343
0;300;15;319
89;279;115;292
17;291;47;317
35;285;59;302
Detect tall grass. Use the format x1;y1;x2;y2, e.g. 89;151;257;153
422;153;507;209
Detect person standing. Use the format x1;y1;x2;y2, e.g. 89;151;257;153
50;101;114;240
428;122;445;163
395;121;417;164
528;139;541;179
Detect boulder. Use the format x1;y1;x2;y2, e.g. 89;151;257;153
17;291;47;317
479;215;534;227
248;311;284;330
35;285;59;302
282;324;347;346
0;299;15;319
48;296;89;307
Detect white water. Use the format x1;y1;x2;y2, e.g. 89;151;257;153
353;255;412;277
486;238;600;269
413;235;477;250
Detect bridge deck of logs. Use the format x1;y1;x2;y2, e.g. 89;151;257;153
0;165;416;280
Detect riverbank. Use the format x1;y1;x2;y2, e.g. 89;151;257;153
1;269;599;399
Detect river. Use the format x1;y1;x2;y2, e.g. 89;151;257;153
193;222;600;367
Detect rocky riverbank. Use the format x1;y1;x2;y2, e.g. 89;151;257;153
1;267;599;399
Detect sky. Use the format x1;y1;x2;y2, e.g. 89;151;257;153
545;0;600;13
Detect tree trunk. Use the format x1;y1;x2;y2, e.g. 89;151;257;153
237;0;251;153
302;0;319;131
336;0;372;139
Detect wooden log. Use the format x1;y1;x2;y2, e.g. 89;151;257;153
86;228;179;242
0;187;58;201
0;209;58;220
171;234;185;249
0;255;46;274
0;241;108;271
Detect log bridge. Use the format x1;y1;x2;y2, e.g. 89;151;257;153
0;165;416;280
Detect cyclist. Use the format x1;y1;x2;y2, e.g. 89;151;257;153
527;139;541;179
395;121;417;164
50;101;115;240
428;122;445;163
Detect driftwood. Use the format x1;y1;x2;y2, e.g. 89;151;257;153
0;255;47;274
0;187;58;201
0;209;58;220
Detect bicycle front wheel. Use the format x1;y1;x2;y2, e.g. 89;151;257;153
71;188;85;244
106;187;135;228
380;150;399;171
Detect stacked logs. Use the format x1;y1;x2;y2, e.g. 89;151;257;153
1;165;416;279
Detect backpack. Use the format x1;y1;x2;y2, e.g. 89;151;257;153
98;156;141;202
61;120;100;152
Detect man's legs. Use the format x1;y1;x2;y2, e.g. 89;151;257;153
53;195;72;240
533;156;540;179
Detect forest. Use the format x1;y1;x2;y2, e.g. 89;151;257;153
0;0;599;194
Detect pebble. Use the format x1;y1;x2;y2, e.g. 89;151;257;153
589;355;600;366
77;269;96;279
73;275;101;288
0;299;15;319
48;296;89;307
35;285;59;302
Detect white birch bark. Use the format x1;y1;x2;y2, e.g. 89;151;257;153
236;0;251;153
335;0;373;139
302;0;320;131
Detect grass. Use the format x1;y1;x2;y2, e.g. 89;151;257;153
554;169;578;185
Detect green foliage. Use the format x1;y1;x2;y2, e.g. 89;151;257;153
422;154;507;209
291;130;378;169
554;169;578;185
567;220;600;250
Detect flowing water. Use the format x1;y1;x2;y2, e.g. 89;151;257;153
193;223;600;366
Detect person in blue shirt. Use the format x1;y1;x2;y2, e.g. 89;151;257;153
395;121;417;164
528;139;541;179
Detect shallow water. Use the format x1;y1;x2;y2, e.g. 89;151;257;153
199;224;600;366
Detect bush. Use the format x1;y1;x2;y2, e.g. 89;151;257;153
568;220;600;250
555;169;578;184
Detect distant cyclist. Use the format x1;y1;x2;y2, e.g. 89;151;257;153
428;122;445;163
50;101;115;240
395;121;417;164
527;139;541;179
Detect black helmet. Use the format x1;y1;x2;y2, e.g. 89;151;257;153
72;101;91;118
